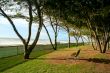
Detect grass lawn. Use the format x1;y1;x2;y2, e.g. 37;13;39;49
0;43;75;72
0;43;75;58
0;45;110;73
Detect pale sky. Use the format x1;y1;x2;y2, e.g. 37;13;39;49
0;1;87;44
0;16;68;41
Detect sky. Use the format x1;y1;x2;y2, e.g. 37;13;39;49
0;15;68;41
0;1;88;45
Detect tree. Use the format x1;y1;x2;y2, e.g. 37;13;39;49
0;0;44;59
43;0;110;53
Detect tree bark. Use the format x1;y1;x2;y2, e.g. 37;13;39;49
49;16;58;50
24;50;30;59
27;0;43;58
81;36;84;45
43;23;56;50
93;28;103;53
0;7;26;44
54;24;58;50
108;41;109;50
68;33;71;48
102;37;110;53
67;27;70;48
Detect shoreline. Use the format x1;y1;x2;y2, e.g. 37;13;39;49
0;43;51;47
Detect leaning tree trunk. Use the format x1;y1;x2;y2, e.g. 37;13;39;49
93;30;103;53
24;50;30;59
49;16;58;50
74;36;79;47
102;37;110;53
67;27;70;48
102;41;108;53
43;23;56;50
91;38;97;50
68;33;71;48
24;45;29;59
81;36;84;45
54;25;58;50
23;0;43;59
108;42;109;50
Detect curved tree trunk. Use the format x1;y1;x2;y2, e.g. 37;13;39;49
102;37;110;53
68;33;71;48
25;0;43;59
67;27;71;48
81;36;84;45
54;24;58;50
108;42;109;50
43;23;56;50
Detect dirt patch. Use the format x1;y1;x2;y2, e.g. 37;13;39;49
40;46;110;66
92;63;110;73
43;48;98;65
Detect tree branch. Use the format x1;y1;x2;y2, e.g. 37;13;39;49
26;0;33;46
0;7;26;44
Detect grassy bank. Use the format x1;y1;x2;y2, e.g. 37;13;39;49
0;43;82;58
0;43;79;72
1;45;110;73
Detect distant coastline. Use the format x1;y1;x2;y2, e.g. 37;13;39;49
0;38;50;46
0;38;68;46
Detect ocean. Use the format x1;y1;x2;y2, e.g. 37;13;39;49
0;38;68;46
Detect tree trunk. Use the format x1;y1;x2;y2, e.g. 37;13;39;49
87;36;91;44
54;34;57;50
68;33;71;48
102;42;107;53
43;23;55;50
24;1;43;59
24;51;30;59
91;39;97;50
91;42;96;50
67;27;70;48
93;31;102;53
108;42;109;50
75;38;79;47
54;21;58;50
81;36;84;45
102;37;110;53
74;36;79;47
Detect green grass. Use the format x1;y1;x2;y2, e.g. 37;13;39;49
1;59;86;73
0;43;78;58
1;44;107;73
0;43;75;72
2;52;109;73
0;44;55;72
0;49;53;72
0;46;23;58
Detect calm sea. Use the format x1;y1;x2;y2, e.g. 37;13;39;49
0;38;68;46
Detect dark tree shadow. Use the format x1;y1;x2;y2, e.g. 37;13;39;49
87;58;110;64
0;50;53;72
0;59;27;72
37;57;67;60
37;57;110;64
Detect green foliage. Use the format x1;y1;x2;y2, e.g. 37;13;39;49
13;13;26;18
33;16;39;22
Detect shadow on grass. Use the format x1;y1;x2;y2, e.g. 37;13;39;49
0;54;26;72
37;57;110;64
87;58;110;64
37;57;67;60
0;50;53;72
0;58;27;72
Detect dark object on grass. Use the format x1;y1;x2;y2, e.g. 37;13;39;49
75;49;81;57
71;49;81;59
